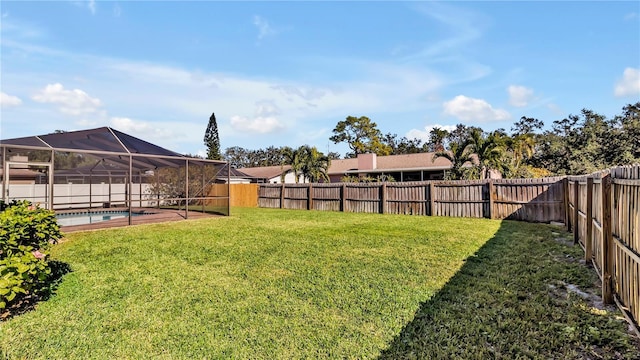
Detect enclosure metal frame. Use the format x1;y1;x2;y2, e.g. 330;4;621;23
1;135;230;223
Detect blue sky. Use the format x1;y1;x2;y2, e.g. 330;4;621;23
1;1;639;157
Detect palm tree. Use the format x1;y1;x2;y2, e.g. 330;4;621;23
302;147;331;183
511;133;536;170
281;146;307;183
281;146;331;183
434;139;474;180
468;129;504;179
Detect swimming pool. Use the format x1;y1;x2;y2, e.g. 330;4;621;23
56;211;146;227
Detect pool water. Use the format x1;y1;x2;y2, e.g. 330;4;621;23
56;211;144;226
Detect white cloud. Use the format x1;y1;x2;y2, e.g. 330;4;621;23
614;67;640;97
110;117;175;140
253;15;275;40
624;12;638;21
72;0;96;14
229;100;285;134
1;34;454;152
406;124;456;143
508;85;534;107
230;115;284;134
443;95;510;122
255;100;281;117
32;83;103;116
0;92;22;107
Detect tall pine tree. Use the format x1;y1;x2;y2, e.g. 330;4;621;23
204;112;222;160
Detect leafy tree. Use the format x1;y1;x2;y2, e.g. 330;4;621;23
427;127;450;152
330;116;391;158
511;116;544;136
327;152;342;160
528;108;623;175
609;102;640;165
223;146;250;168
382;133;425;155
204;113;222;160
447;124;475;148
223;146;289;168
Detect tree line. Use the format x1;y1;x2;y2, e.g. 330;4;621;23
204;102;639;180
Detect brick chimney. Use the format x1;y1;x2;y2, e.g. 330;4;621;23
357;153;377;171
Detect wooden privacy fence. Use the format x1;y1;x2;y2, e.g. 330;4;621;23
567;165;640;334
208;184;259;207
258;177;566;222
258;169;639;332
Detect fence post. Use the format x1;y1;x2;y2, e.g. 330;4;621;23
380;182;387;214
574;179;579;244
601;174;613;304
280;183;285;209
488;180;494;219
341;183;346;212
308;183;313;211
563;178;570;231
429;182;436;216
585;177;593;263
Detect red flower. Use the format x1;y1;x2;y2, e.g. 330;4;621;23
32;250;46;260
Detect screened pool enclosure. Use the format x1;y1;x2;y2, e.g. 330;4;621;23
0;127;230;227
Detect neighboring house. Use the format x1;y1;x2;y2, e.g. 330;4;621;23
328;153;453;182
239;165;306;184
215;167;255;184
329;153;501;182
0;156;46;185
239;152;501;184
0;169;44;185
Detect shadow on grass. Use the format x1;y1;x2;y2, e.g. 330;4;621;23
0;260;72;321
378;221;639;359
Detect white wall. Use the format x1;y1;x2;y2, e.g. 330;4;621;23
5;183;154;209
267;172;307;184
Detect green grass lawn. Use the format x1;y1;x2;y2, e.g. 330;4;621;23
1;208;637;359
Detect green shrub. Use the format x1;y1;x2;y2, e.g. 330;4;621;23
0;201;62;311
0;200;62;258
0;253;51;309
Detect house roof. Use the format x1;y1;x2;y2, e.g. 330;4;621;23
0;169;45;178
239;165;291;180
239;152;463;179
1;127;226;172
328;152;454;174
218;167;254;179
